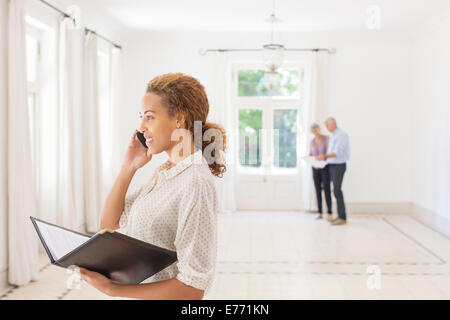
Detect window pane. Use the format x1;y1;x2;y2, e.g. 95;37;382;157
26;35;38;83
97;52;112;176
238;69;300;97
273;109;297;168
27;93;35;166
239;109;262;167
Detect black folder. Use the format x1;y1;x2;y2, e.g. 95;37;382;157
30;216;177;284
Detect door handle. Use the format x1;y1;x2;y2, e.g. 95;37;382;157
263;176;267;183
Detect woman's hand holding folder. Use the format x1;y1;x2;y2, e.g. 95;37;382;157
75;267;119;297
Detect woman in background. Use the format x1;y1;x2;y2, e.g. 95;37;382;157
309;123;332;220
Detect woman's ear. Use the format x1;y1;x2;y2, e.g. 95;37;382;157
176;113;186;129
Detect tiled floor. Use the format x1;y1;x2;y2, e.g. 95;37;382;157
1;212;450;300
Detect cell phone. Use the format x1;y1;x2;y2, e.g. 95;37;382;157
136;131;148;148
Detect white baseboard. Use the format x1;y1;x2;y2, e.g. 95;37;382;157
305;202;413;215
410;203;450;238
230;202;414;215
345;202;413;214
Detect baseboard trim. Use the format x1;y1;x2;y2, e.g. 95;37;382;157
307;202;413;215
410;203;450;239
345;202;413;214
232;202;414;215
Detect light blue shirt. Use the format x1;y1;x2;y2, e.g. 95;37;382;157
326;128;350;164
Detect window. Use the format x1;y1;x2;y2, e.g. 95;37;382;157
25;25;42;170
97;46;113;177
238;69;300;97
273;109;298;168
24;14;57;210
239;108;262;167
233;63;303;174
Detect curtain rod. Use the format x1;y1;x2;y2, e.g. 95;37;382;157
38;0;122;50
199;48;336;55
84;28;122;50
39;0;71;19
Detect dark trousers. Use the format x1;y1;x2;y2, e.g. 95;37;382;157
312;166;332;214
328;163;347;220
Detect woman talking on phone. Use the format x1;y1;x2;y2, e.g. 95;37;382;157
76;73;226;300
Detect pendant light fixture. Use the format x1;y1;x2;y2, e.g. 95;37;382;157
263;0;284;91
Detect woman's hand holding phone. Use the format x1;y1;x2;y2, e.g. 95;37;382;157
121;129;152;170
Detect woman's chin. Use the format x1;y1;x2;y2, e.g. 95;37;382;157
147;146;162;155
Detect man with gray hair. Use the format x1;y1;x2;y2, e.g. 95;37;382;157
315;117;350;225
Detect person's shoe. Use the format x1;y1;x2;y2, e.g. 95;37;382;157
315;214;323;220
331;218;347;226
326;215;334;221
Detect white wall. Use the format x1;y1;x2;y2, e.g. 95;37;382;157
0;0;9;291
411;9;450;223
119;29;413;204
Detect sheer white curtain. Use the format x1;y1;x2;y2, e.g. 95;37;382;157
7;0;39;286
206;52;237;213
98;44;122;210
82;33;103;232
109;47;122;180
56;17;80;230
299;51;330;211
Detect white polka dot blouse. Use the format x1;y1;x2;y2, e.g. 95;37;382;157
117;149;218;294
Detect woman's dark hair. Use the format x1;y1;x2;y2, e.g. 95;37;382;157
146;73;227;178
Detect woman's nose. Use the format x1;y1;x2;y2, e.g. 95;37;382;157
138;121;146;133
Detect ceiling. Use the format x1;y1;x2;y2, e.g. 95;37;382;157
58;0;450;32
